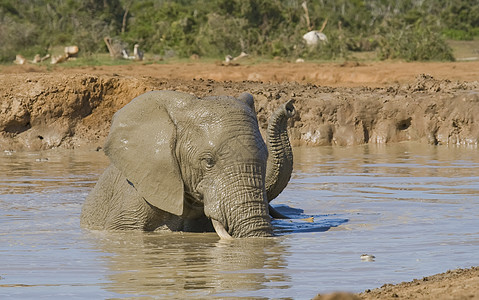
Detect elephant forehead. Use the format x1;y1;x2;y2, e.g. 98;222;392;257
197;113;263;145
180;98;266;156
194;96;251;117
191;101;245;118
216;132;267;161
187;104;257;135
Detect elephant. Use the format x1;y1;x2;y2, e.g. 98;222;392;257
80;90;295;238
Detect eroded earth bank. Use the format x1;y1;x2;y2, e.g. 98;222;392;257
1;72;478;151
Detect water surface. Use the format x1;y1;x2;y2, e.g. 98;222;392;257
1;143;478;299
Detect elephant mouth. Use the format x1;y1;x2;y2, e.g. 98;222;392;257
211;219;233;240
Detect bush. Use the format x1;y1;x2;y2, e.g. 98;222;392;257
0;0;476;63
377;22;454;61
195;13;248;58
0;16;47;62
443;28;475;40
297;32;349;61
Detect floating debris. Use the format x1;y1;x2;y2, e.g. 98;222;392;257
300;217;314;223
360;254;376;262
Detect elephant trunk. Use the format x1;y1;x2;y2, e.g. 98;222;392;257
229;203;272;238
265;100;295;202
210;196;273;238
203;164;273;239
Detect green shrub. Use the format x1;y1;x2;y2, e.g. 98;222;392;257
0;16;47;62
195;13;248;58
378;22;454;61
298;32;349;61
443;28;474;40
1;0;476;63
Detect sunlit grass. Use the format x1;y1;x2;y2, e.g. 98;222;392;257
447;39;479;60
2;41;478;70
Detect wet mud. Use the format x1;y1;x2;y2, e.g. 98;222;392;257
1;71;478;151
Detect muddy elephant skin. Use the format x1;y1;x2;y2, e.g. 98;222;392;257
80;91;295;238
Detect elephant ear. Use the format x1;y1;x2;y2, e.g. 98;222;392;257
104;91;190;216
237;92;256;111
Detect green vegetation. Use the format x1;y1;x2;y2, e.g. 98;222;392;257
1;0;478;63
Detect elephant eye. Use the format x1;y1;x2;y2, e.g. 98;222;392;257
201;155;216;170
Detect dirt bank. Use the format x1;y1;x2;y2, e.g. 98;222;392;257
1;69;478;150
2;60;479;88
358;267;479;300
313;267;479;300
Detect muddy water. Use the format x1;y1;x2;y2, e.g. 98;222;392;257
1;143;478;299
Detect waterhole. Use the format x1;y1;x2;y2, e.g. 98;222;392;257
0;143;478;298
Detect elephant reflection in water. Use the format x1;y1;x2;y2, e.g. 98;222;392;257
89;232;291;297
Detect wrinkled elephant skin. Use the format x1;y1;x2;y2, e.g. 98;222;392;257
81;91;295;238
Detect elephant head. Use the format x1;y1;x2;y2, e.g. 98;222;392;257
103;91;294;238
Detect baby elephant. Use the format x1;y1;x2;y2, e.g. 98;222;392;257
81;91;295;238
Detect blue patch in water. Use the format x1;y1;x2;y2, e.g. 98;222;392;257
270;204;348;235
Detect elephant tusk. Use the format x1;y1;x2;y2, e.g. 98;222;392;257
211;219;233;240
